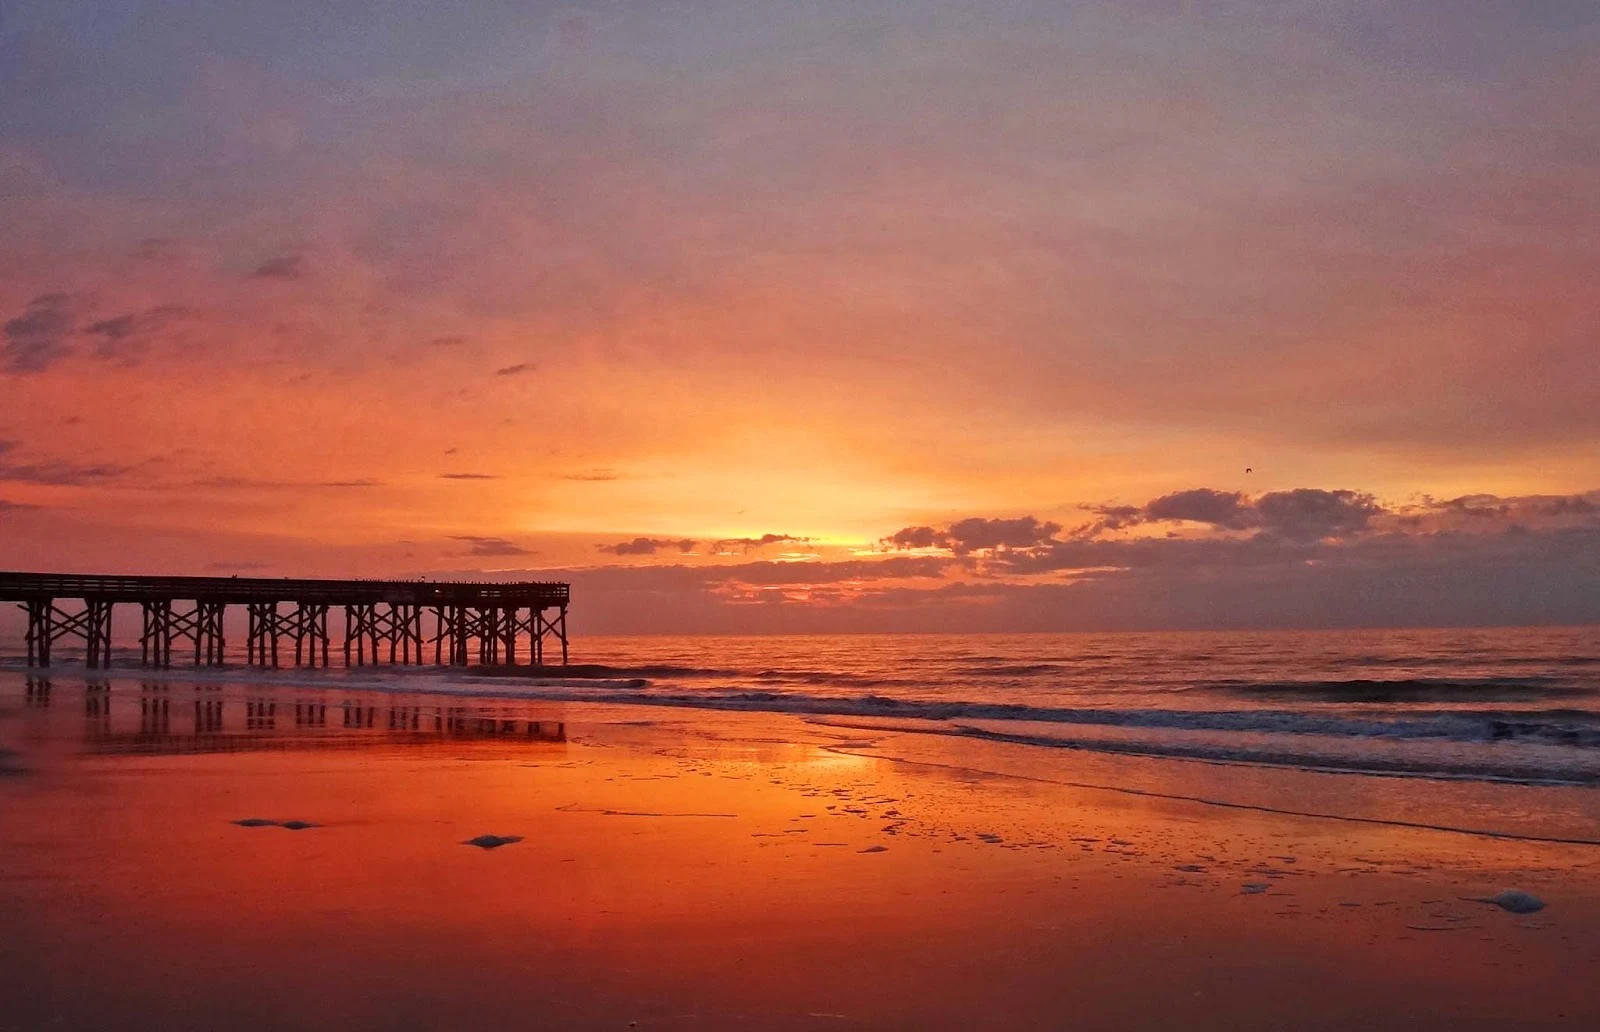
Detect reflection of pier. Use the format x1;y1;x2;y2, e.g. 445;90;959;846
85;681;110;734
141;691;171;735
49;680;566;756
2;572;569;670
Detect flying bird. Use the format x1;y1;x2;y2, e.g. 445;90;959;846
1245;468;1253;474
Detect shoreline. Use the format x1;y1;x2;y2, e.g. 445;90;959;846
5;659;1598;789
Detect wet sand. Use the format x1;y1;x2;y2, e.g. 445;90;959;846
2;675;1598;1029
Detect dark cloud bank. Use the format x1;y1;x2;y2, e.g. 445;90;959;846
489;487;1600;633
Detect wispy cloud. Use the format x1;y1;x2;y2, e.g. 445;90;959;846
449;535;534;557
83;304;189;362
712;533;811;553
251;255;303;279
0;440;130;486
183;476;386;491
134;237;180;261
597;536;696;555
2;294;75;372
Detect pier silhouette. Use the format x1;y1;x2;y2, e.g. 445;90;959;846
2;571;569;670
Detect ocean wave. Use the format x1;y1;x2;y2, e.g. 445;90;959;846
581;663;736;678
820;721;1600;789
949;654;1117;666
1323;654;1600;668
749;670;912;687
621;691;1600;749
1205;677;1592;704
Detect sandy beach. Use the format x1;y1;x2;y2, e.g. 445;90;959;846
3;672;1596;1030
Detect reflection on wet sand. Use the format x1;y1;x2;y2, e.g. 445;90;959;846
20;677;566;756
4;671;1599;1029
25;674;51;707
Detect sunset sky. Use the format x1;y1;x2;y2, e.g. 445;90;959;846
2;1;1597;632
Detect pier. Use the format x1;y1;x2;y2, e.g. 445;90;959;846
1;572;569;669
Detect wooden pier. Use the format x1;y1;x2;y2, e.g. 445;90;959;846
1;572;569;669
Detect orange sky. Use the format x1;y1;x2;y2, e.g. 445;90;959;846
2;1;1598;630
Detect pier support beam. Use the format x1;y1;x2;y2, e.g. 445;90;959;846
429;605;471;666
292;604;330;667
476;606;503;665
375;604;423;664
246;602;281;667
170;601;227;666
244;602;329;668
20;598;114;668
345;604;375;666
84;599;113;668
531;604;568;665
344;604;422;665
141;601;175;667
23;599;52;667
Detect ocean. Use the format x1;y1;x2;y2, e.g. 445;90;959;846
7;626;1598;786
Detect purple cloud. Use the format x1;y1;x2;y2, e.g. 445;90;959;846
1076;487;1389;542
1143;489;1255;530
886;516;1062;554
1253;489;1383;541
